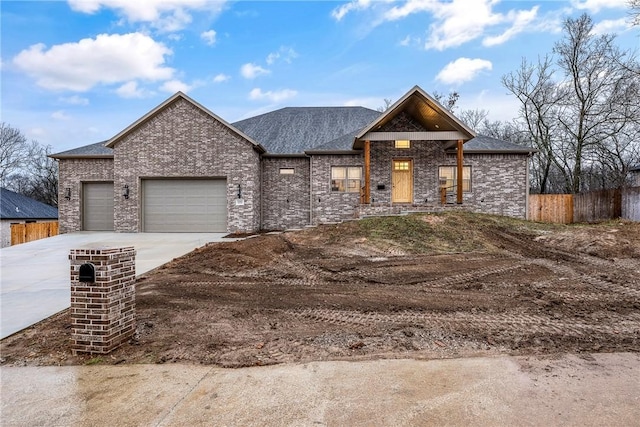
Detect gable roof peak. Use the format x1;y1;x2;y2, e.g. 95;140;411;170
105;91;265;153
355;85;476;141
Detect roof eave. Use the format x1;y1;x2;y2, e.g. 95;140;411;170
447;149;538;154
49;154;114;160
305;150;362;155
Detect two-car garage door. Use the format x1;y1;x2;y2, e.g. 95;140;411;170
142;179;227;232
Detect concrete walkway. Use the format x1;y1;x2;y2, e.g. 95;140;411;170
1;353;639;426
0;232;227;339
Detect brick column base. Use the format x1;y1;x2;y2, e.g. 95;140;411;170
69;247;136;355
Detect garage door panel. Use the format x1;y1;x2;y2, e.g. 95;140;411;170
143;179;227;232
83;182;114;231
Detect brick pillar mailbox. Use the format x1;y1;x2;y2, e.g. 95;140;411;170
69;247;136;355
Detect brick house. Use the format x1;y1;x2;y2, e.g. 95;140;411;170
51;86;535;234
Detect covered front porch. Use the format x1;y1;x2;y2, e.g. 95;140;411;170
353;86;475;213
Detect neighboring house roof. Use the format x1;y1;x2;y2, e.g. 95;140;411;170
233;107;381;154
105;92;266;153
0;188;58;220
50;141;113;159
630;165;640;172
457;135;537;154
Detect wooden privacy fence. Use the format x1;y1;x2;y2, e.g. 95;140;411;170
11;221;59;246
529;187;640;223
574;189;621;223
528;194;574;224
622;187;640;221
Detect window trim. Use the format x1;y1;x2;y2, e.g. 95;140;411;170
438;165;472;194
330;166;362;193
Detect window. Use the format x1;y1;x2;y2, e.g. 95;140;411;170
439;166;471;193
331;166;362;192
394;160;411;171
395;140;411;149
279;168;295;175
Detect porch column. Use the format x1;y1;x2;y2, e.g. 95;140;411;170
456;139;463;204
364;139;371;204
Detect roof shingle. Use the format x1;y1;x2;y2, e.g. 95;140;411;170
1;188;58;220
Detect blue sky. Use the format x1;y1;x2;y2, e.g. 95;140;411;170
1;0;638;153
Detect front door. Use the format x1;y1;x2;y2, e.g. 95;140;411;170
392;159;413;203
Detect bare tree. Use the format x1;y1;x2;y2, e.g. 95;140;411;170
376;98;393;112
630;0;640;25
432;91;460;112
1;123;58;206
0;123;36;185
502;14;640;193
459;109;489;130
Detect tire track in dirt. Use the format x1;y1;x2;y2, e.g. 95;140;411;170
283;308;640;337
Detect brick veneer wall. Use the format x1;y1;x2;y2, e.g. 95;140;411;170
113;98;261;233
69;247;136;355
310;153;363;224
369;140;447;205
261;157;311;229
445;153;529;218
57;158;114;234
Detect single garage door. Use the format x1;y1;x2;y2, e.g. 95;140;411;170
83;182;114;231
143;179;227;232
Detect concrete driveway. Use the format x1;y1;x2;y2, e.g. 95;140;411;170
0;232;227;339
1;353;639;426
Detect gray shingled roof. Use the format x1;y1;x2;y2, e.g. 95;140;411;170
51;141;112;158
232;107;381;154
50;109;531;158
462;135;535;153
1;188;58;220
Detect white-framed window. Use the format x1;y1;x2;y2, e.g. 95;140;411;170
331;166;362;193
279;168;295;175
439;166;471;193
395;140;411;149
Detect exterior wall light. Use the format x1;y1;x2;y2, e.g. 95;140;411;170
237;184;242;199
65;188;71;200
122;185;130;200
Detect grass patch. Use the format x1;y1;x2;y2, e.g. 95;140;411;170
84;357;104;365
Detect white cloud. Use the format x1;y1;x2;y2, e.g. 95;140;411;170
13;33;174;91
592;17;632;34
436;58;492;85
249;88;297;103
67;0;223;32
240;63;270;79
59;95;89;105
167;33;183;41
571;0;627;13
483;7;539;47
266;46;298;65
116;81;149;98
336;0;541;51
160;79;193;93
213;73;230;83
200;29;217;46
331;0;372;21
51;110;71;120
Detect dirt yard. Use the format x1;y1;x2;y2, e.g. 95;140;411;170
1;212;639;367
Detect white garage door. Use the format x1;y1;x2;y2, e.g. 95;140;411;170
143;179;227;232
83;182;114;231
